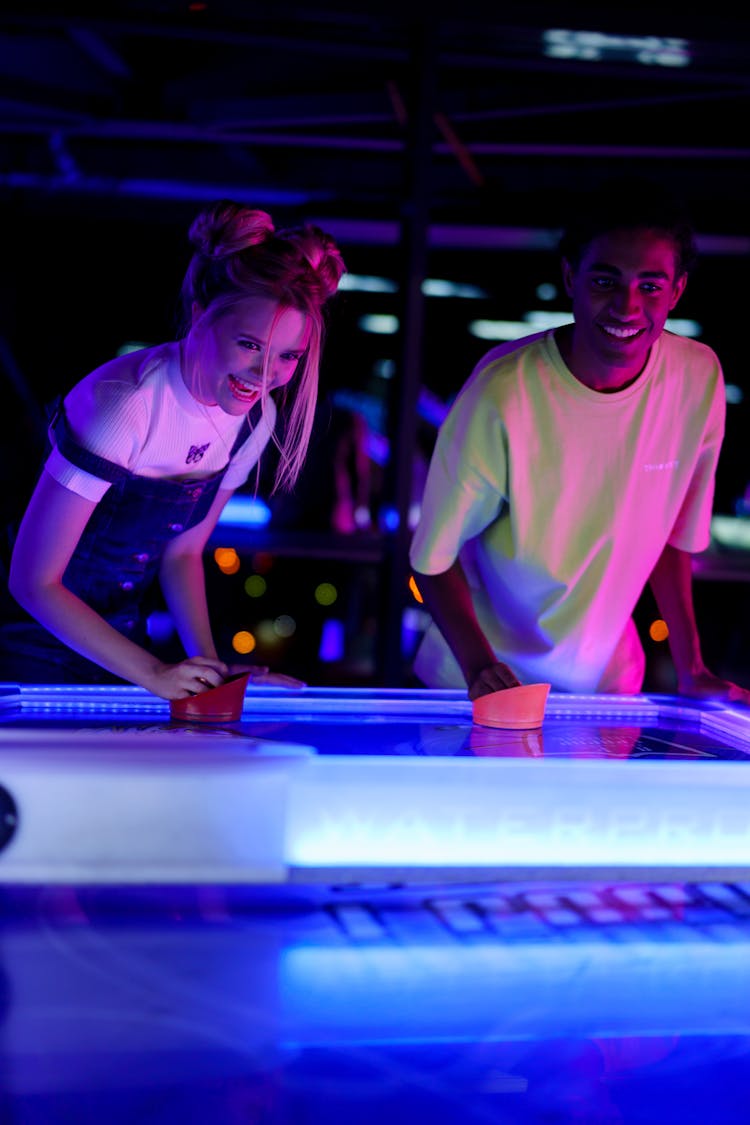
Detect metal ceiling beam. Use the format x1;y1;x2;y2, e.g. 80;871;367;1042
2;117;750;162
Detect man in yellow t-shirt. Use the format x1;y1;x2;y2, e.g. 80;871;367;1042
409;177;750;706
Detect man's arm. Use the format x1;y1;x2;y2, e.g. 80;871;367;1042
413;559;521;699
648;542;750;704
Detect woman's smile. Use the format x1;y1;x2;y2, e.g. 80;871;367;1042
183;296;311;415
228;372;261;403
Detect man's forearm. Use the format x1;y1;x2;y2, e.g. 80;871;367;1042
648;542;706;683
413;559;497;686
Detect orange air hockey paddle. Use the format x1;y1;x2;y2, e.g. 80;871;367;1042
472;682;551;730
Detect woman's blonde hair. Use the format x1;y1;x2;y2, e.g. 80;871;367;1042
180;200;346;491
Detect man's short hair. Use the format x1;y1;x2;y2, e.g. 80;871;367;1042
559;175;697;276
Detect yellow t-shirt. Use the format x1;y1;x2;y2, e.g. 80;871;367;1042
409;329;725;694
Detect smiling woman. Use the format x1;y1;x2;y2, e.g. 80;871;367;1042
0;200;346;699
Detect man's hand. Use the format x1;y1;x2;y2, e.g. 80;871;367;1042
468;661;522;701
678;669;750;708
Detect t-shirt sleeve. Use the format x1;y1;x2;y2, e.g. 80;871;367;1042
667;357;726;553
43;376;149;502
409;373;508;575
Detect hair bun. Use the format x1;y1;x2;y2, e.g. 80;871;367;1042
283;225;347;299
189;200;275;260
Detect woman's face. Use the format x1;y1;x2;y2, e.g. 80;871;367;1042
185;296;311;415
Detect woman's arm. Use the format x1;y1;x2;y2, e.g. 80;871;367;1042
159;486;234;659
161;486;304;688
9;471;228;699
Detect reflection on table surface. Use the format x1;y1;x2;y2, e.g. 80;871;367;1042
2;683;750;762
1;879;750;1124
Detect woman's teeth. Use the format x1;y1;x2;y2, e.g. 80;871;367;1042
229;374;259;398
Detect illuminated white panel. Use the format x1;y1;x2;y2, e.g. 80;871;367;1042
286;756;750;875
339;273;397;293
422;279;487;299
664;318;701;337
0;729;312;884
358;314;399;335
711;515;750;551
469;318;538;340
470;313;701;341
339;274;487;298
543;29;691;68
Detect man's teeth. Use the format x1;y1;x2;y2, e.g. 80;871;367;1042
602;326;641;338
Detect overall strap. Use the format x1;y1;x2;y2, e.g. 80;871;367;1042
49;403;132;485
51;398;263;483
228;402;263;460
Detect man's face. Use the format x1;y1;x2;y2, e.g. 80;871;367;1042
562;227;687;390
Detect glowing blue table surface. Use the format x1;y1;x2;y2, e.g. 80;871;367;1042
3;681;750;758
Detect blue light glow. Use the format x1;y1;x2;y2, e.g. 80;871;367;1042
280;939;750;1044
319;619;344;662
217;495;272;527
380;507;400;531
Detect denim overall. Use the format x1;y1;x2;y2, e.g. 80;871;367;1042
0;405;258;684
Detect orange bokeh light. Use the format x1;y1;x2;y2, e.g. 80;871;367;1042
232;630;256;654
649;619;669;643
214;547;240;574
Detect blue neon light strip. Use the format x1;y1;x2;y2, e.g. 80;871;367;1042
280;939;750;1043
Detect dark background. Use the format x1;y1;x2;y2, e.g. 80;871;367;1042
2;1;750;689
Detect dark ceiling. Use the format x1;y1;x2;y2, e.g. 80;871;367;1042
2;1;750;244
3;0;750;503
2;2;750;672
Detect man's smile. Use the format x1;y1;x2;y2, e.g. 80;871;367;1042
599;324;644;340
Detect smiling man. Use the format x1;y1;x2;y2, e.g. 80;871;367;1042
409;176;750;706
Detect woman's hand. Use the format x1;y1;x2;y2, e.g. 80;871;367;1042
148;656;230;700
229;663;306;690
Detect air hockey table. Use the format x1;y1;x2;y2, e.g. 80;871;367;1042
1;682;750;1123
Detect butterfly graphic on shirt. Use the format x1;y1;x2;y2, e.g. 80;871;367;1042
186;442;211;465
